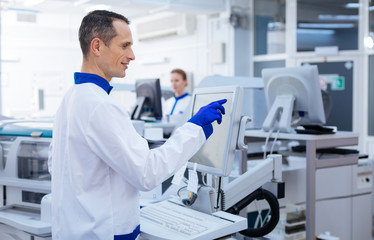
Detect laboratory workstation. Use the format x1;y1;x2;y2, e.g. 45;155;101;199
0;0;373;240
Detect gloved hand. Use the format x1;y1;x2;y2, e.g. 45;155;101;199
188;99;227;139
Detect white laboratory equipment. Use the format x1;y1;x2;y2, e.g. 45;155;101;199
245;129;364;240
140;199;248;240
140;85;284;240
0;119;52;240
281;156;372;240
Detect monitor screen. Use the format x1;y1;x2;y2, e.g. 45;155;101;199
262;65;326;132
131;78;163;121
187;86;243;177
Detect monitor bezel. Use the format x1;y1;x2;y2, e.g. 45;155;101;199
187;85;243;177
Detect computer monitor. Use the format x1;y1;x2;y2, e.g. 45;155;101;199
187;86;243;177
262;65;326;133
131;78;163;121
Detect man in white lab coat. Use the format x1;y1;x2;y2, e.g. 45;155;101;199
48;10;226;240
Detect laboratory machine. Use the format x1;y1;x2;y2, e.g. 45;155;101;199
140;85;284;240
0;119;52;240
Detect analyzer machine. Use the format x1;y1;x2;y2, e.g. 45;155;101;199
140;84;284;240
0;119;52;240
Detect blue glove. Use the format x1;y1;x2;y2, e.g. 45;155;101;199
188;99;227;139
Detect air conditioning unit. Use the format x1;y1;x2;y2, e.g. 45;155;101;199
136;14;196;41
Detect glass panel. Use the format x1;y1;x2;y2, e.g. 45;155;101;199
253;60;286;77
297;0;359;51
22;191;47;205
368;56;374;136
254;0;286;55
369;1;374;49
17;141;50;181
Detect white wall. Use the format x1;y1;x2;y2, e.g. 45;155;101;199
112;11;234;111
1;10;83;118
1;9;234;117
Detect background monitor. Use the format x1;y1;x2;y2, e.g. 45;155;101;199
187;86;243;177
131;78;163;121
262;65;326;133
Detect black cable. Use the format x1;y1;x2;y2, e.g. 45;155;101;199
226;188;280;238
220;190;226;210
215;177;222;210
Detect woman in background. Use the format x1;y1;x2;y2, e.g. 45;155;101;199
163;68;192;120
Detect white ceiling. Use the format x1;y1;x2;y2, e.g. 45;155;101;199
0;0;227;19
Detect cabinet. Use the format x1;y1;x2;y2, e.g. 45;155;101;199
244;130;359;240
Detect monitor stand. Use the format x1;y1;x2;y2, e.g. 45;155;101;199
262;95;295;133
131;96;146;120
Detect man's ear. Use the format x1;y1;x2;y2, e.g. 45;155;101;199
91;38;102;57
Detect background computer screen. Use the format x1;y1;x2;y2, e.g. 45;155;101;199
188;86;243;176
131;78;163;121
262;65;326;133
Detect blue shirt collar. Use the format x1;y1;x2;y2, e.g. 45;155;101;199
174;92;189;100
74;72;113;94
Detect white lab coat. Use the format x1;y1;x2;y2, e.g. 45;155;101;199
48;82;205;240
163;94;191;117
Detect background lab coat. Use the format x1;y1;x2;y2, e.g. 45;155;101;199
163;94;192;117
48;82;205;240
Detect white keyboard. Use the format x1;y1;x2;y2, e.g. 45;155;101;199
140;200;247;240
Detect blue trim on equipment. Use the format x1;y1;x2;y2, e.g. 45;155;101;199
0;128;52;138
114;225;140;240
74;72;113;94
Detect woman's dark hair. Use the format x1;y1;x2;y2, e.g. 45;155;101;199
79;10;130;58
